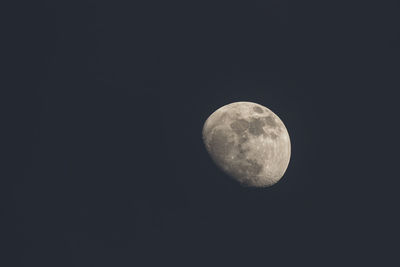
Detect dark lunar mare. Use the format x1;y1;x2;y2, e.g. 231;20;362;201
230;119;249;134
253;106;264;113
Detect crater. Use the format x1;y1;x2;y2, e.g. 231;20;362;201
233;158;263;178
253;106;264;114
246;159;263;176
270;132;278;139
237;142;249;157
236;148;247;160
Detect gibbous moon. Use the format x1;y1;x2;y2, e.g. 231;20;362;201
202;102;291;187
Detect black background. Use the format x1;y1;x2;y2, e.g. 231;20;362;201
4;1;399;266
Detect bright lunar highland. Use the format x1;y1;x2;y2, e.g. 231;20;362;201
202;102;291;187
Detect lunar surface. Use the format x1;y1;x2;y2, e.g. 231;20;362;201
202;102;291;187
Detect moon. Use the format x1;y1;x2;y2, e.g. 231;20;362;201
202;101;291;187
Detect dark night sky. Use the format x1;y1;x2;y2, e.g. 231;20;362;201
4;1;399;266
